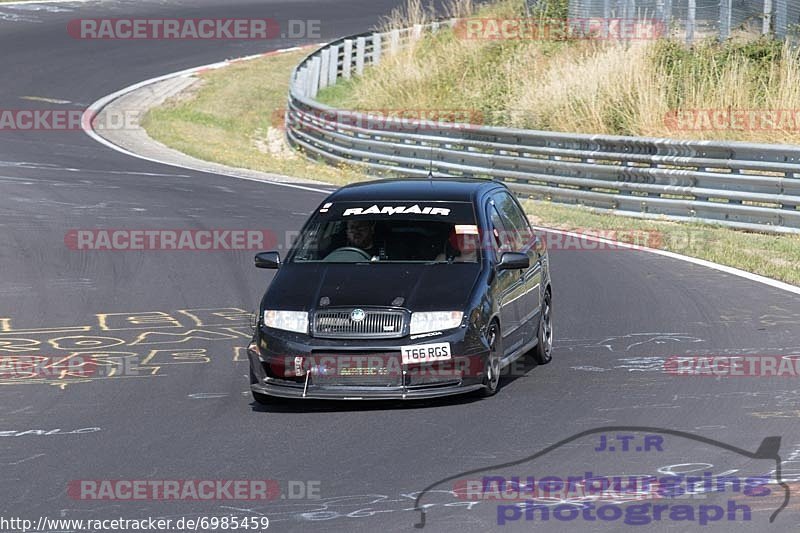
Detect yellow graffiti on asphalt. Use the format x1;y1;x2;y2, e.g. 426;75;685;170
232;346;249;363
0;308;253;389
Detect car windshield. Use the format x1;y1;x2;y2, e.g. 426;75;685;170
289;201;481;263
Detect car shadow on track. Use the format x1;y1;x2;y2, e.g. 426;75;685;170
249;354;543;413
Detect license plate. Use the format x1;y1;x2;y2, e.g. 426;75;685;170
400;342;452;365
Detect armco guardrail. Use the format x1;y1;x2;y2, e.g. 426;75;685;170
286;21;800;234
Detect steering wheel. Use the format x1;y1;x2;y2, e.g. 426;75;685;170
323;246;372;262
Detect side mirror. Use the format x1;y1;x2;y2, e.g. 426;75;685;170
255;251;281;269
497;251;529;271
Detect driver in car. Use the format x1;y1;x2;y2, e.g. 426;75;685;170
346;220;381;259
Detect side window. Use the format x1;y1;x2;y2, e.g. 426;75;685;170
492;192;532;251
488;205;513;259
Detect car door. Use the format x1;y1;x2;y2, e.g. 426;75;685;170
487;201;526;355
492;191;542;347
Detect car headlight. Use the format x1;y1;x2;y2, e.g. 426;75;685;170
263;310;308;334
409;311;463;335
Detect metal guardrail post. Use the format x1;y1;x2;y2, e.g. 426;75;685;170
720;0;732;40
301;66;311;97
319;49;330;89
327;45;339;86
355;37;366;76
295;68;305;98
308;56;321;98
763;0;774;35
342;39;353;79
372;33;382;65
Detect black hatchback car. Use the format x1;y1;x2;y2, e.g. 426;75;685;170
247;178;552;402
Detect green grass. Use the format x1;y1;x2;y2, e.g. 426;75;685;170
318;0;800;143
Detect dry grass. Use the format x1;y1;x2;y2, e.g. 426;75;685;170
142;49;369;187
319;0;800;144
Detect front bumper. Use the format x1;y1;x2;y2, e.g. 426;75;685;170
248;325;489;400
251;379;485;400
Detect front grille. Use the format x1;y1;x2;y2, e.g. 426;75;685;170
312;308;406;339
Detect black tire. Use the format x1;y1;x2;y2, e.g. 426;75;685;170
532;291;553;365
479;321;502;397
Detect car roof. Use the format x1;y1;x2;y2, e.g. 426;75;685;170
327;177;505;203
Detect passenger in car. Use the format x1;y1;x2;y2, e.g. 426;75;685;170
436;229;479;263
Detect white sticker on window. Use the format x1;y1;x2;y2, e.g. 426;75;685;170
455;224;479;235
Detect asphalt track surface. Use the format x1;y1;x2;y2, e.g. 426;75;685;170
1;1;800;532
